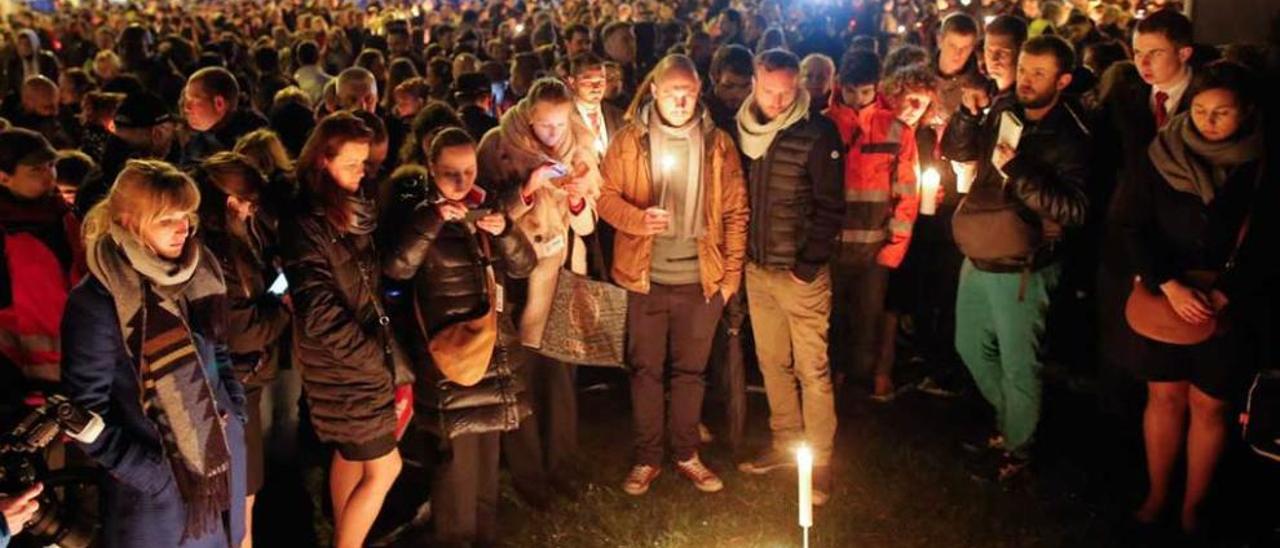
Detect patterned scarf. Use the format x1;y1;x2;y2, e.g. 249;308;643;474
86;223;231;542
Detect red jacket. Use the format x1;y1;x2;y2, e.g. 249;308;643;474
826;97;920;268
0;193;84;383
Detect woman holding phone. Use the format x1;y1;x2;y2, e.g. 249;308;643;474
385;128;537;544
194;151;292;547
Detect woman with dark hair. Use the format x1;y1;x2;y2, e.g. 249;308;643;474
384;127;536;545
1119;61;1272;533
62;159;247;547
279;112;405;548
195;152;291;548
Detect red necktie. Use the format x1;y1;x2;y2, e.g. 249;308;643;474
588;111;602;137
1153;91;1170;128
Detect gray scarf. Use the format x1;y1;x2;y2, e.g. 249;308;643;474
86;223;226;349
643;102;706;241
735;89;811;160
1148;112;1263;204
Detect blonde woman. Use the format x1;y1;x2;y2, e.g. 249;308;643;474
61;159;247;547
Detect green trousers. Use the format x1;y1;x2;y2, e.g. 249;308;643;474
954;259;1061;453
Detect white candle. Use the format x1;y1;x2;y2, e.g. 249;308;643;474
797;445;813;528
896;24;906;34
515;23;525;34
920;168;941;216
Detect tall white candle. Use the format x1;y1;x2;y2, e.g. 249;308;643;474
797;445;813;528
920;168;941;216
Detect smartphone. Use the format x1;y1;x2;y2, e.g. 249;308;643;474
464;208;494;224
267;272;288;296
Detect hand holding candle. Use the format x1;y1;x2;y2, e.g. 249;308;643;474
920;167;941;216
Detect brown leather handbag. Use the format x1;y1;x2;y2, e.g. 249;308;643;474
1125;270;1221;345
1125;214;1251;346
419;234;499;387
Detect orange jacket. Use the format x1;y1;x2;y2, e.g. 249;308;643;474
826;99;919;268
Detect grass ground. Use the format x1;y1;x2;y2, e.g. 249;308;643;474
255;364;1279;547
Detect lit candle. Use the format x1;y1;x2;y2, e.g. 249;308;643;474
920;168;941;216
660;153;675;175
984;15;996;25
797;445;813;529
515;23;525;34
896;24;906;34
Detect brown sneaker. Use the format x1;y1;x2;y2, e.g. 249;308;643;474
813;465;832;506
675;454;724;493
737;449;795;475
622;464;661;496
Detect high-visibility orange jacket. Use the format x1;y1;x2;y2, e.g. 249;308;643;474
826;97;920;268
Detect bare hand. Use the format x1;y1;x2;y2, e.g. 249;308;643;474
641;207;670;235
1160;280;1214;324
525;163;565;196
475;213;507;236
2;483;43;537
961;86;991;116
436;201;468;222
993;143;1016;170
562;178;587;205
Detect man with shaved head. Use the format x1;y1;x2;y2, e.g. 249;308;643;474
597;54;748;497
336;66;380;113
10;76;72;148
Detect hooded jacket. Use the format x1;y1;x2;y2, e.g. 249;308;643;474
475;96;599;347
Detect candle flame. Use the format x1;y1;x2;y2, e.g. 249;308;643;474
923;168;941;188
660;154;676;173
796;445;813;465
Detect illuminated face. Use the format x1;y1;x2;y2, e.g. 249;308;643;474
939;32;977;76
1190;88;1243;143
430;144;479;201
983;33;1019;90
571;66;607;105
714;70;752;111
896;90;932;127
800;61;834;103
395;92;424;119
1015;51;1068;110
651;70;701;126
1133;32;1190;87
529;101;572;149
141;210;193;260
183;82;225;132
566;31;591;57
0;160;56;200
752;67;799;120
324;141;370;192
841;83;878;110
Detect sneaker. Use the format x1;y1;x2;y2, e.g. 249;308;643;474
622;464;661;496
737;449;795;475
675;454;724;493
917;375;960;398
961;433;1005;455
996;452;1030;482
813;465;832;506
698;423;715;444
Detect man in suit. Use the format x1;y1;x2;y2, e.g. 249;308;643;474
567;53;624;162
1092;9;1197;412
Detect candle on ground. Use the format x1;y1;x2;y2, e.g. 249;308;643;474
797;445;813;528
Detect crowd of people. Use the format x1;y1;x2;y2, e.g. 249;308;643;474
0;0;1276;546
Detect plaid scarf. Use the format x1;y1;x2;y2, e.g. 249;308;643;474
86;224;231;542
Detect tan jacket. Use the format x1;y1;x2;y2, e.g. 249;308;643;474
597;112;749;299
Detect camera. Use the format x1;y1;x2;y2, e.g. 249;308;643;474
1;394;103;548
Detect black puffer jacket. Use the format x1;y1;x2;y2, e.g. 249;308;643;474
279;198;397;448
203;211;291;388
742;112;846;281
941;95;1090;271
384;200;537;438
